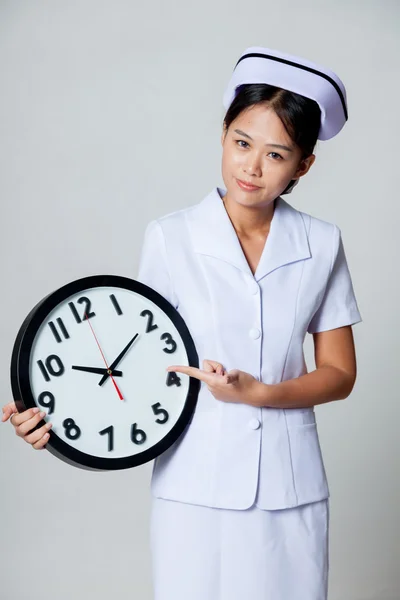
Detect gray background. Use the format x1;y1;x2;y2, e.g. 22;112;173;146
0;1;398;599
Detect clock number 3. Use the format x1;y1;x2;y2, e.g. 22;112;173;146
160;333;177;354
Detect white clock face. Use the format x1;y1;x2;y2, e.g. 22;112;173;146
22;282;195;465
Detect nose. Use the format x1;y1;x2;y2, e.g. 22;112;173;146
243;151;262;177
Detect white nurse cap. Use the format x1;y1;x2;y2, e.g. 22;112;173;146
222;46;348;141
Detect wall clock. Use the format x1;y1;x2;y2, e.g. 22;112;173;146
10;275;199;470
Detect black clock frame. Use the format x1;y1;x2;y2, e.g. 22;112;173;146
10;274;200;471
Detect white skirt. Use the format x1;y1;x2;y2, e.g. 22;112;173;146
150;496;329;600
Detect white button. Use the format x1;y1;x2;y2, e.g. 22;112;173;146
249;328;261;340
248;418;261;430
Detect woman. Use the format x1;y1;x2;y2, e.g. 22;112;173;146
3;46;362;600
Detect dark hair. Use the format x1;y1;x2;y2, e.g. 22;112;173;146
222;84;321;194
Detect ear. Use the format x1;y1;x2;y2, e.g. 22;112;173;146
221;124;228;146
294;154;316;179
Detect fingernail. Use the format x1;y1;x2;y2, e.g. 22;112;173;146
44;433;50;439
40;411;46;418
46;422;52;429
33;407;40;413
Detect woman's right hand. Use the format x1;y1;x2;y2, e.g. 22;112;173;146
2;402;52;450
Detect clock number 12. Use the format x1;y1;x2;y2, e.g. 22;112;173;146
68;297;96;323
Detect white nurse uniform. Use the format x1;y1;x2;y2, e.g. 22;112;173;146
137;184;362;600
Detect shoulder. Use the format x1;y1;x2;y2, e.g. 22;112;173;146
295;204;341;253
286;201;343;269
156;203;198;229
294;204;340;238
145;192;206;240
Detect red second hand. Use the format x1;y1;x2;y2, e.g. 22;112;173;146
84;313;124;400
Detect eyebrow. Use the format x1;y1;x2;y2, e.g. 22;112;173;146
233;129;294;152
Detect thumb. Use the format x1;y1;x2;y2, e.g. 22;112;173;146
2;402;17;422
203;360;225;375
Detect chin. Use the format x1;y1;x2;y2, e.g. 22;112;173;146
228;185;271;208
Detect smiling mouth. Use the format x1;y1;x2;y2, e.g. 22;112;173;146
236;179;262;191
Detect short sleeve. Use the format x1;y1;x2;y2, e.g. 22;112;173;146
307;225;362;334
136;219;178;308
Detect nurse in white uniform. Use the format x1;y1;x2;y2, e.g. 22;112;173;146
2;46;362;600
137;46;362;600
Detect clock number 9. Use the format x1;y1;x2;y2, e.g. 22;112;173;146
37;391;55;415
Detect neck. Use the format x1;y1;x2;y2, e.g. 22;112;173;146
221;192;277;237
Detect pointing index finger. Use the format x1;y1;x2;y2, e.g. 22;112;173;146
167;365;225;386
167;364;212;383
167;365;199;377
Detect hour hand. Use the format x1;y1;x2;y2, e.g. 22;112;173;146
72;365;123;377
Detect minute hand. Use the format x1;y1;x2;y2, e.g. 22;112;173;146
98;333;139;386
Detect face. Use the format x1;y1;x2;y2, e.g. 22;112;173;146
221;103;316;208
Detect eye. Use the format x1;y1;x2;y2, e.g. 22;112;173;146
269;152;283;160
235;139;249;148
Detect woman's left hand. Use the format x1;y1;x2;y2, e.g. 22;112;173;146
167;359;262;406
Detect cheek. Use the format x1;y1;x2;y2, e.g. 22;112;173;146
222;148;244;173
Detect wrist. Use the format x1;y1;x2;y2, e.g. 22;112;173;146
252;381;280;408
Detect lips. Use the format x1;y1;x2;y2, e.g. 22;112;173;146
236;179;261;191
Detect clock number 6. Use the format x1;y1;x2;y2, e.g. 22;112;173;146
131;423;147;445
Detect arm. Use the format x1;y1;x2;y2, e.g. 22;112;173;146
256;225;361;409
167;326;358;408
255;325;357;409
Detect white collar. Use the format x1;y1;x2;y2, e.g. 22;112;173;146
187;186;311;282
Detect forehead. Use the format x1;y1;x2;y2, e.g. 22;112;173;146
232;104;293;144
